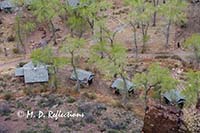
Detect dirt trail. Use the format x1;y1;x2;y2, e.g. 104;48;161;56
0;49;192;72
0;56;30;72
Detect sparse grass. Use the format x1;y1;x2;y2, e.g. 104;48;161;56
16;101;27;109
110;100;124;108
7;35;15;42
0;81;6;88
107;129;121;133
40;84;49;93
124;103;133;111
3;74;12;81
20;129;37;133
67;96;76;103
82;92;97;100
40;125;53;133
23;87;33;96
12;48;20;54
3;91;12;101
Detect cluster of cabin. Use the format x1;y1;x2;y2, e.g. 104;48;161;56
15;61;186;108
0;0;186;108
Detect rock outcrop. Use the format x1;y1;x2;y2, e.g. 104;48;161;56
143;104;187;133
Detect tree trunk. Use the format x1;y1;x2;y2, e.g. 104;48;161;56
120;74;128;104
165;20;171;48
4;48;8;57
141;23;149;53
144;82;151;113
133;26;138;59
87;18;94;35
196;91;200;110
50;20;57;45
153;12;157;27
100;26;104;58
71;51;80;92
152;0;159;27
16;15;26;55
52;66;58;90
130;22;138;59
143;86;152;124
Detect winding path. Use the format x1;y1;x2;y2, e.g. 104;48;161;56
0;49;193;72
0;57;30;71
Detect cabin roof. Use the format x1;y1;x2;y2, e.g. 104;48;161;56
111;78;134;91
0;0;15;9
163;89;186;104
15;61;49;83
70;69;94;84
67;0;80;7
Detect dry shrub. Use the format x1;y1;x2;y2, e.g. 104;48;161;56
110;100;124;108
82;92;97;100
3;91;12;101
12;48;20;54
23;87;32;96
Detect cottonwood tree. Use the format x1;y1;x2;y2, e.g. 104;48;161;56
91;42;130;103
31;47;67;90
184;34;200;68
30;0;61;45
61;35;86;92
125;0;155;54
182;70;200;109
133;63;177;112
159;0;187;48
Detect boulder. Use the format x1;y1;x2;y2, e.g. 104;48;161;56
142;103;187;133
